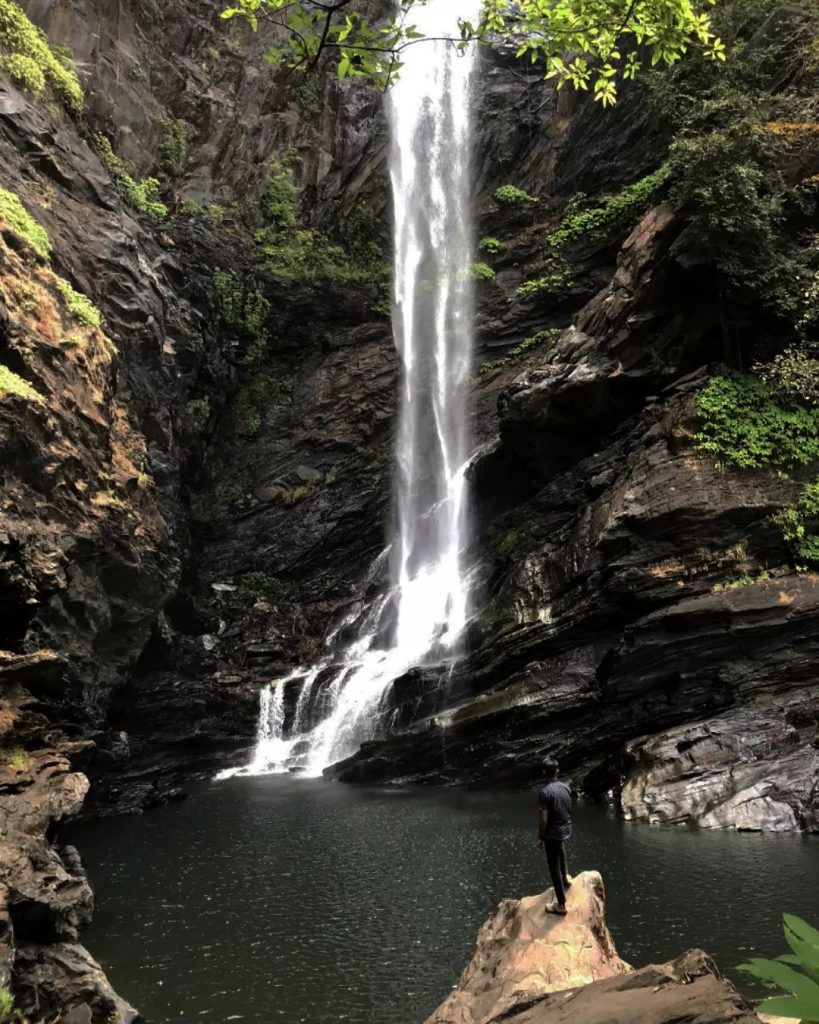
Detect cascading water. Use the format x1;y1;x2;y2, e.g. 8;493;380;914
219;0;480;781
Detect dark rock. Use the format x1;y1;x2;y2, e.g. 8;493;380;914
329;216;819;829
14;943;140;1024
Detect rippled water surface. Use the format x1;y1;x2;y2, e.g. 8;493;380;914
68;777;819;1024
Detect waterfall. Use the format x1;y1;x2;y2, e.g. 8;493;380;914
389;0;477;658
218;0;480;782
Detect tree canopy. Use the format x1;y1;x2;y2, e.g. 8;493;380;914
220;0;726;104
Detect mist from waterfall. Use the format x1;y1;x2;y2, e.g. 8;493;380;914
218;0;480;780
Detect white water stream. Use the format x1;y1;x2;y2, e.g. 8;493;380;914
220;0;480;780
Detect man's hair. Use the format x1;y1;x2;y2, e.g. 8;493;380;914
543;759;559;780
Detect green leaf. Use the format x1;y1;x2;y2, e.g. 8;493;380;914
757;994;819;1020
785;916;819;951
739;959;819;1004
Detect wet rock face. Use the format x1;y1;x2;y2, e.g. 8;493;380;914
620;689;819;833
425;871;760;1024
331;203;819;832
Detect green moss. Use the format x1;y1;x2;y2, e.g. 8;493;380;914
0;363;43;402
160;118;188;178
516;268;571;300
263;162;298;230
695;373;819;469
237;571;292;605
213;270;289;438
235;364;288;438
55;276;102;328
0;984;14;1023
497;530;522;556
294;75;321;118
0;187;51;260
51;43;75;72
0;0;83;112
479;236;501;254
189;483;243;530
371;289;391;318
470;261;495;281
118;175;167;219
60;334;83;349
712;571;770;593
186;396;212;428
495;184;538;205
179;200;225;223
280;470;337;504
93;135;167;219
1;50;43;91
548;167;668;251
213;270;270;342
479;329;560;376
0;744;26;770
255;162;387;284
517;167;669;298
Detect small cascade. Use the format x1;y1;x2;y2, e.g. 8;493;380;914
220;0;481;781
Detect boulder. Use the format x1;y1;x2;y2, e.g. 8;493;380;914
489;949;761;1024
426;871;763;1024
425;871;628;1024
14;942;141;1024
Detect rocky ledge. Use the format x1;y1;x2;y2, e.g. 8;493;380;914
0;740;136;1021
426;870;764;1024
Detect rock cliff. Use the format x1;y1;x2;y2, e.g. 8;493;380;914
0;0;817;1015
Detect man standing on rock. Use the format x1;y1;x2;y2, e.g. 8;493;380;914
537;760;573;915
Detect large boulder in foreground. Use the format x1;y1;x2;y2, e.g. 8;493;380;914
490;949;762;1024
426;871;763;1024
425;872;628;1024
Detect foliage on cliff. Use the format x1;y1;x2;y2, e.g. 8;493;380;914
0;189;113;365
773;482;819;565
254;160;385;283
0;187;51;259
221;0;725;103
518;167;669;297
758;348;819;406
652;0;819;331
93;135;168;220
695;373;819;470
696;372;819;565
0;0;83;112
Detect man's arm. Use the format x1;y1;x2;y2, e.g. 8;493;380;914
537;808;547;847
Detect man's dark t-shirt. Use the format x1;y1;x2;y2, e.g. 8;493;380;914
538;780;573;841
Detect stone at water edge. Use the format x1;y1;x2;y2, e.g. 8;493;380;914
425;871;629;1024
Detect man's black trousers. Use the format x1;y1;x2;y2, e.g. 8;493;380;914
544;836;569;905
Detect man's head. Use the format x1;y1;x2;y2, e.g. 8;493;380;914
543;759;559;781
